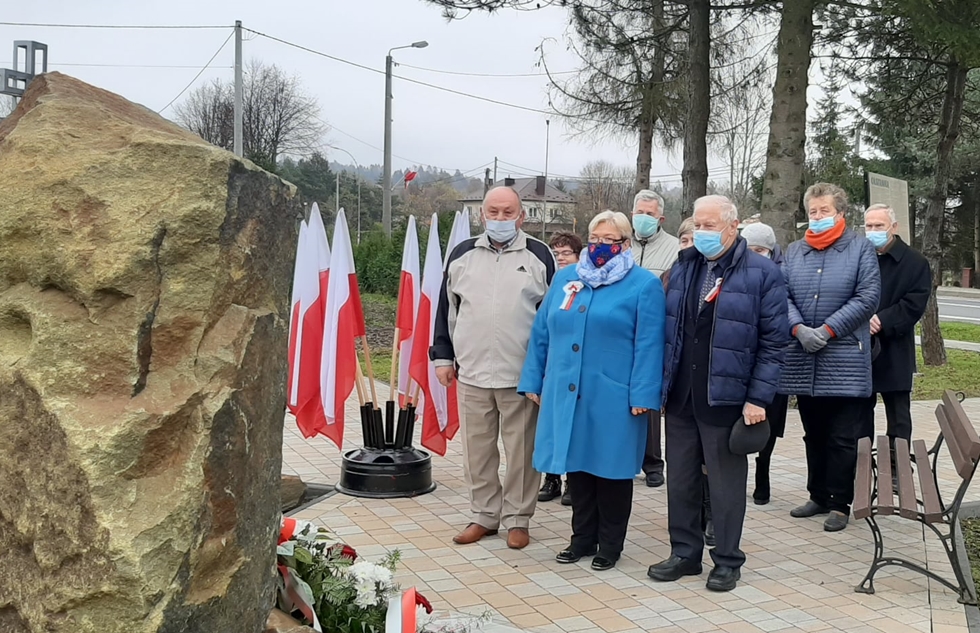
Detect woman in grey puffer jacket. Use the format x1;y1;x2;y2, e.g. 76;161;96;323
779;183;880;533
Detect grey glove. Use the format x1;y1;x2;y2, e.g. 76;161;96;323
796;325;830;353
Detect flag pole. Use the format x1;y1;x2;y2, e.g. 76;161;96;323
360;337;381;406
389;327;401;403
354;359;367;407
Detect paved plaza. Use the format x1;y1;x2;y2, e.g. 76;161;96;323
284;394;980;633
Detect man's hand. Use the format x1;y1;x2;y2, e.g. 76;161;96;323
870;314;881;335
743;402;766;425
526;393;541;405
435;366;456;388
795;325;829;353
632;407;649;416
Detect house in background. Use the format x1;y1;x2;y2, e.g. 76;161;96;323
459;176;576;239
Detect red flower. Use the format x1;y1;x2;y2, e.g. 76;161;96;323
415;591;433;614
329;543;358;561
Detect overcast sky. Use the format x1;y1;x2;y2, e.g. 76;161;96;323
1;1;799;186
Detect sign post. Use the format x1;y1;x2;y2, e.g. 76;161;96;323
864;171;911;244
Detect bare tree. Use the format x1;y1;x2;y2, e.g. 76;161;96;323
573;160;636;231
173;59;325;169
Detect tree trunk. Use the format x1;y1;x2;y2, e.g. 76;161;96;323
921;61;968;366
974;182;980;282
635;0;666;194
759;0;816;246
681;0;710;215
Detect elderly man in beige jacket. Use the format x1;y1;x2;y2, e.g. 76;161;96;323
431;185;556;549
630;189;679;487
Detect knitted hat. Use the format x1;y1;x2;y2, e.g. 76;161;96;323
741;222;777;252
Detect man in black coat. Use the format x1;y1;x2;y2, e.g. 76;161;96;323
862;204;931;445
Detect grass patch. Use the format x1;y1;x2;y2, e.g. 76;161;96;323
916;322;980;344
962;518;980;592
358;293;397;390
912;349;980;400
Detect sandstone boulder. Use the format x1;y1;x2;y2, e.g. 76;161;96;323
0;73;301;633
280;475;308;512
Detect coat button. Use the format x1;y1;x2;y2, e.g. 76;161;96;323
572;344;580;352
817;268;822;273
694;338;699;344
578;305;586;313
814;294;819;299
692;364;697;370
569;384;576;392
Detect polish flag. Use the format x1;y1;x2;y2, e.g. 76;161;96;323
286;220;310;414
396;215;421;403
410;214;459;456
320;208;366;449
445;210;471;266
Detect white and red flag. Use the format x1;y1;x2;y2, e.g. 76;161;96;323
320;208;366;449
403;170;418;189
286;204;334;439
410;214;459;456
445;210;471;266
395;215;421;404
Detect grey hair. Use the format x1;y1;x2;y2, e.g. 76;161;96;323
483;184;524;209
677;217;695;237
865;203;897;225
632;189;665;216
804;182;849;214
693;194;739;223
589;210;632;240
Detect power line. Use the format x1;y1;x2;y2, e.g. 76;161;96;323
157;29;234;114
0;21;230;29
397;62;577;78
0;61;233;69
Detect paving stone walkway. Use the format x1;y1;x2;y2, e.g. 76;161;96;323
284;394;980;633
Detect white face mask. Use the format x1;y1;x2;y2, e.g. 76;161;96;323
485;219;518;243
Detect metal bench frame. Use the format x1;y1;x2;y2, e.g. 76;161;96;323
854;391;979;605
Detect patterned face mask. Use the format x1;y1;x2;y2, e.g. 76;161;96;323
588;242;623;267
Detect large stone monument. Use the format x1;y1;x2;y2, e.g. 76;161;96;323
0;73;300;632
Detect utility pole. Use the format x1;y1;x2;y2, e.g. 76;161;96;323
336;170;341;214
541;120;550;240
493;157;498;185
382;53;394;237
484;168;491;195
233;20;243;158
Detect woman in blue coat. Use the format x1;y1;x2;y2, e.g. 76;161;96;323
519;210;666;571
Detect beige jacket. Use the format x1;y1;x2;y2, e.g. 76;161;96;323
430;230;556;389
632;230;679;277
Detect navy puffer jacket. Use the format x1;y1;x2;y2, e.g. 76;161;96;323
662;238;789;408
778;229;881;398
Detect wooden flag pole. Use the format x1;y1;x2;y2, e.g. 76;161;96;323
409;382;422;406
360;337;381;407
389;327;401;403
354;359;367;407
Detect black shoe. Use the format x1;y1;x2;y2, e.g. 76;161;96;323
539;476;561;502
706;566;740;592
753;471;770;505
823;511;849;532
591;555;616;571
790;500;829;518
560;482;572;506
752;490;770;505
645;472;665;488
556;545;596;564
647;555;703;582
704;520;716;547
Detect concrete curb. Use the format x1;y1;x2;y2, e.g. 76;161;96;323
915;337;980;353
939;287;980;299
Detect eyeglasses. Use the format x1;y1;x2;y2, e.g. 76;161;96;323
552;249;576;258
588;237;628;246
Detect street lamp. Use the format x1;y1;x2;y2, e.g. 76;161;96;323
328;145;364;244
382;40;428;238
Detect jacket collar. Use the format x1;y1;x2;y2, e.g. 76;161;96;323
799;227;857;254
477;229;528;253
632;229;670;248
678;235;747;270
879;235;908;262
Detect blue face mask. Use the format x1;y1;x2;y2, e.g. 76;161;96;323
809;216;837;234
693;230;726;259
866;230;889;249
588;242;624;267
485;219;518;244
632;214;660;239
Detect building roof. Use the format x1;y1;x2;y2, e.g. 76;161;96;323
459;176;575;205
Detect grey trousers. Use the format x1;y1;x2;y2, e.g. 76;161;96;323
665;410;747;569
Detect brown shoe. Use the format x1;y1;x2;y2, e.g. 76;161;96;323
507;527;530;549
452;523;498;545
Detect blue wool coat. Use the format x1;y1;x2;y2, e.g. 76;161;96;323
661;238;790;410
778;229;881;398
518;264;666;480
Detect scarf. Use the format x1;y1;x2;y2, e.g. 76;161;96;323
805;217;846;250
576;249;634;288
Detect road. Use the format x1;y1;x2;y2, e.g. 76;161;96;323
939;293;980;324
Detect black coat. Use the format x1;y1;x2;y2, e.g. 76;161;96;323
871;236;931;393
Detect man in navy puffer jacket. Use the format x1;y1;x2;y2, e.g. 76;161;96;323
779;183;881;533
647;195;788;593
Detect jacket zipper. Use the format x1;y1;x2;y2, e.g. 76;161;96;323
491;249;500;388
706;261;728;406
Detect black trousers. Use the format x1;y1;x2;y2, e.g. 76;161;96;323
642;410;664;476
797;395;865;514
862;391;913;442
665;410;747;569
566;471;633;561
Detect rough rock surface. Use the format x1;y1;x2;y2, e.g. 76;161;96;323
0;73;301;633
264;608;317;633
280;475;307;512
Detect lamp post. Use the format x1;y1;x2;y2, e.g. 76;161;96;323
328;145;364;243
382;40;428;238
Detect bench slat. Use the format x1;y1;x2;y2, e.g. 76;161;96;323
912;439;943;523
895;438;917;519
936;404;972;479
854;436;874;520
877;435;895;516
943;390;980;463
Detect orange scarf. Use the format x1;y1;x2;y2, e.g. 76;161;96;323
805;217;846;250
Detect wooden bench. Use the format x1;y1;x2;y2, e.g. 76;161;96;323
853;390;979;604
